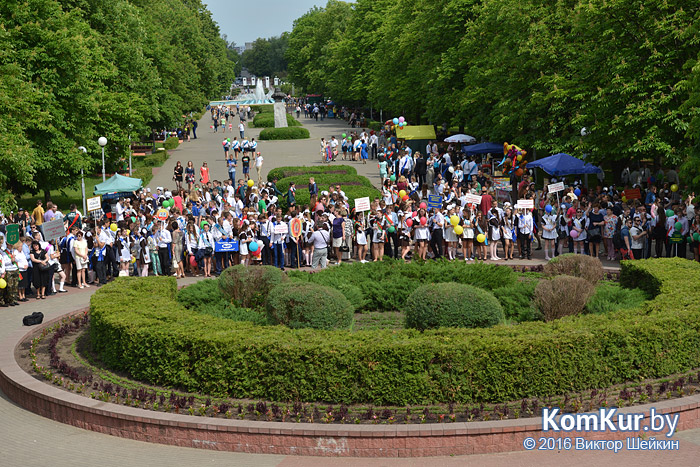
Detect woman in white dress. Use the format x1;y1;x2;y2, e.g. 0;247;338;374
353;212;368;263
370;211;386;262
541;208;558;261
461;206;475;261
72;230;89;288
488;208;501;261
413;207;430;260
443;207;459;260
117;229;131;275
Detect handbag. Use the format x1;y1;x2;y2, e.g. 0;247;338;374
588;226;601;239
339;239;349;253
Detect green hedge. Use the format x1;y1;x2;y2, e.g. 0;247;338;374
266;282;354;330
268;165;380;210
267;165;357;182
252;112;301;128
163;137;180;150
258;127;310;140
89;258;695;405
288;259;516;312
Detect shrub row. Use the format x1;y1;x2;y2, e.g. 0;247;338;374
271;166;380;210
89;259;696;405
287;259;517;312
258;127;310;140
252;112;301;128
267;165;357;181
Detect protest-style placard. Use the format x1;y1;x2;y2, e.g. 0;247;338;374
548;182;565;193
464;194;482;205
354;197;371;212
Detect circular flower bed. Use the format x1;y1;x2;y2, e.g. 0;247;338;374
88;258;700;406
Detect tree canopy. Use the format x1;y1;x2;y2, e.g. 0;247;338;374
241;34;289;78
286;0;700;188
0;0;236;211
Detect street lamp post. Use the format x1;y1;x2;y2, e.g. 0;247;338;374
98;136;107;181
77;146;88;216
128;124;133;176
580;128;589;188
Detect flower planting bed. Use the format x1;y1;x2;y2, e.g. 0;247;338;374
2;258;700;456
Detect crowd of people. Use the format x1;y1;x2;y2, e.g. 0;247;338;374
1;113;698;308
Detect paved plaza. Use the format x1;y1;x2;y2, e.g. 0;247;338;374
2;114;699;466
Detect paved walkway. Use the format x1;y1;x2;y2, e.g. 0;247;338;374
2;114;699;466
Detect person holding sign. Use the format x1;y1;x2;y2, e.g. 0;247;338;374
517;207;534;260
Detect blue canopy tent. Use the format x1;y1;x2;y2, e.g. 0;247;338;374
526;153;602;177
462;142;503;155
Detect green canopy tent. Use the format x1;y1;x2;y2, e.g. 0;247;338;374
93;173;142;195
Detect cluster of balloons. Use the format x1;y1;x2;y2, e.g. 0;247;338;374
500;142;528;177
389;116;407;130
162;198;175;208
222;138;231;146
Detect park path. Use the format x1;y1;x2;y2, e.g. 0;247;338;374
1;114;697;466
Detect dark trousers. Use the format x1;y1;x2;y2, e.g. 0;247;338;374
288;241;299;268
273;243;285;269
261;237;271;265
519;233;532;258
417;172;426;189
159;246;171;276
95;260;107;284
430;229;444;259
385;231;399;258
371;144;378;159
214;252;225;274
70;261;78;286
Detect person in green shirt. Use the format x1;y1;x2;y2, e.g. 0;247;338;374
258;191;269;214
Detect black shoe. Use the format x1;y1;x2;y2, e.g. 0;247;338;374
0;304;7;307
9;302;18;306
527;256;532;260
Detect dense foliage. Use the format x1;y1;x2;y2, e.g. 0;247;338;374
266;282;354;330
287;259;517;312
0;0;236;210
176;278;267;325
287;0;700;190
89;259;698;405
404;283;504;330
267;165;357;181
585;282;649;315
535;275;596;321
251;108;301;128
241;34;289;78
218;265;287;309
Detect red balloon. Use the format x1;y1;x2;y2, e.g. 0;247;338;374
419;202;427;209
515;168;524;177
402;195;409;201
420;217;427;226
189;256;197;267
405;218;413;227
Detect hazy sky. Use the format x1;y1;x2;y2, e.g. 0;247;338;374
204;0;335;46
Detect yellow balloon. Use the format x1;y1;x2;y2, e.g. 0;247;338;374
453;225;464;236
622;196;627;203
671;184;678;192
398;190;406;198
130;257;136;264
0;278;6;289
110;223;118;232
450;215;459;226
477;233;486;243
517;155;523;161
247;179;254;187
126;229;130;235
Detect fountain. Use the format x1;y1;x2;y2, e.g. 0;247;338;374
209;78;274;107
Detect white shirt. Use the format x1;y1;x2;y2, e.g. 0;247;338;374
157;229;171;248
255;155;264;168
238;123;244;131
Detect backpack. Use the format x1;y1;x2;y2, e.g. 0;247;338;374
613;226;623;249
23;312;44;326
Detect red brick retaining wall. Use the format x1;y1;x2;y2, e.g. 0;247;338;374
1;310;699;457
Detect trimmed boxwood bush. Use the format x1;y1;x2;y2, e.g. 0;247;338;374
492;279;540;322
219;265;286;309
90;258;692;406
266;282;354;330
585;282;649;314
404;283;504;330
258;127;310;140
163;137;179;150
267;165;357;181
543;253;604;284
176;278;267;325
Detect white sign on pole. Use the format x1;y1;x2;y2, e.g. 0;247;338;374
548;182;565;193
87;196;101;212
464;194;482;205
273;223;289;235
42;218;66;242
354;197;371;212
515;199;534;210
